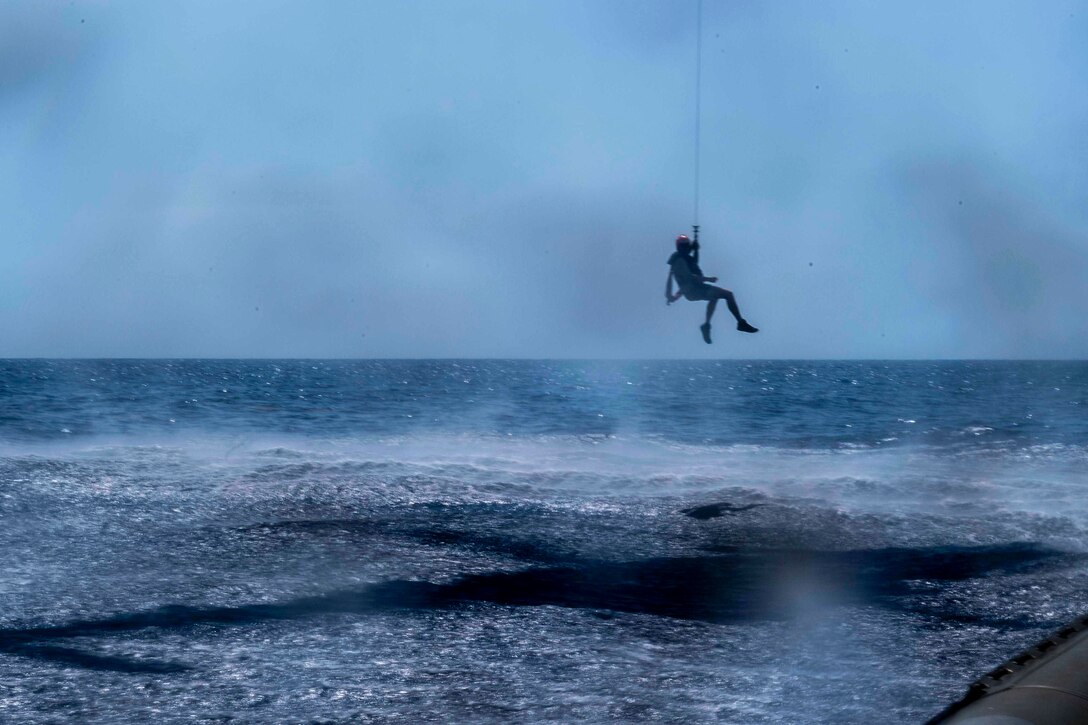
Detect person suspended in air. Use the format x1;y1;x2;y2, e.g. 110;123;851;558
666;234;758;344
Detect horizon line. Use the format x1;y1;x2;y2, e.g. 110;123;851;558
1;357;1085;363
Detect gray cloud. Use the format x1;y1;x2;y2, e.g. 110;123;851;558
897;157;1088;357
0;3;91;102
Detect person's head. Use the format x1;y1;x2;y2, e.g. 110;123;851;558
675;234;692;253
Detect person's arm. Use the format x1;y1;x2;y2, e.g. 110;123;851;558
688;259;716;283
665;270;681;304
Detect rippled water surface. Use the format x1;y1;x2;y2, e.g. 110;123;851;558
1;360;1086;723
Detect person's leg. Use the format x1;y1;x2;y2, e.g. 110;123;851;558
711;286;758;333
700;296;715;344
712;287;742;322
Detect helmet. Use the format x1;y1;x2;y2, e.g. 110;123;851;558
675;234;691;249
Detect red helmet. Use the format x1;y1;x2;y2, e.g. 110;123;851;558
675;234;691;249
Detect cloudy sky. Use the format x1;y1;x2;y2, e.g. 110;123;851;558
3;0;1086;358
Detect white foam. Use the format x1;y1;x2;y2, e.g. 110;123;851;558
4;431;1087;533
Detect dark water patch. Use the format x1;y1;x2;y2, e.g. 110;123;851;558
438;543;1068;623
682;503;766;520
0;543;1066;672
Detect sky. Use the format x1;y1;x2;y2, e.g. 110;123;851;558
2;0;1087;359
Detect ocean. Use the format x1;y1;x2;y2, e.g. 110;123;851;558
1;359;1086;723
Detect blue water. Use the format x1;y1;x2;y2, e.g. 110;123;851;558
1;360;1086;723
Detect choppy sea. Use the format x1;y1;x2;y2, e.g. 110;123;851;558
1;359;1086;724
